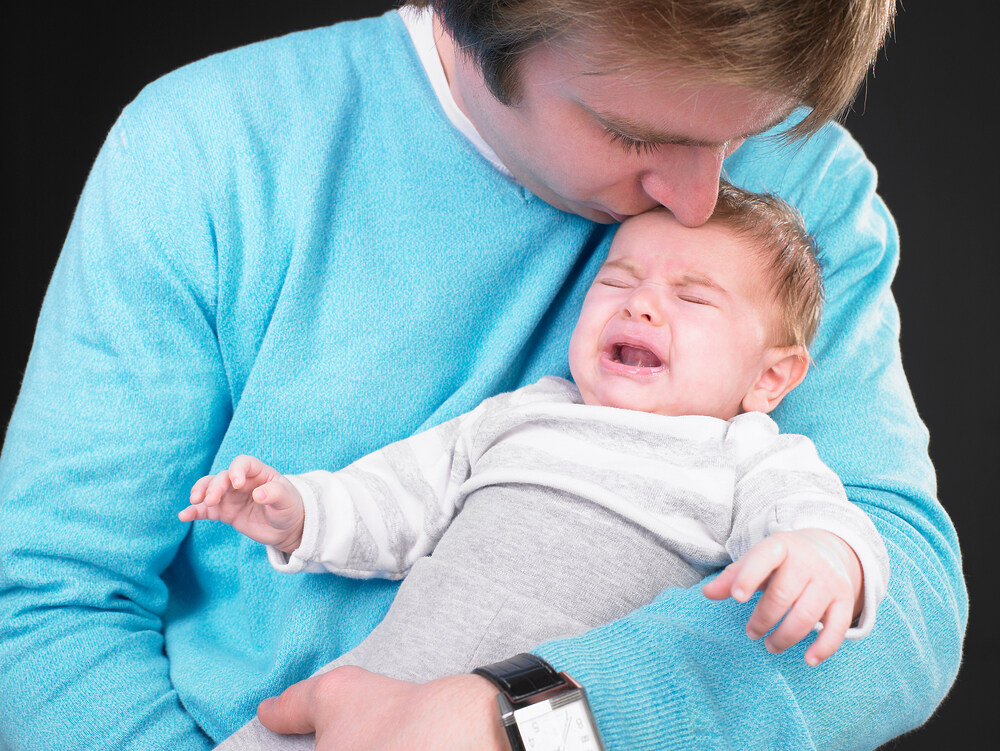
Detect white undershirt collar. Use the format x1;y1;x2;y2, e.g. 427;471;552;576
399;6;514;179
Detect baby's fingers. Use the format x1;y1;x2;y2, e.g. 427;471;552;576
250;480;287;506
202;470;237;505
803;599;854;666
730;537;789;604
702;562;741;600
178;502;208;522
228;455;263;488
189;474;214;504
762;582;832;654
745;560;809;641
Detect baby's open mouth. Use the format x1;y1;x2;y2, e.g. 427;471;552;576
612;344;663;369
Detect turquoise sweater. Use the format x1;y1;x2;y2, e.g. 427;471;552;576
0;12;966;750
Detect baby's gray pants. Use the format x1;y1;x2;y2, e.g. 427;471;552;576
217;484;703;749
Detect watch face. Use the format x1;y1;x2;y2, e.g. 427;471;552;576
513;696;603;751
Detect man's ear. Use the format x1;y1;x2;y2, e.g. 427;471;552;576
741;347;810;414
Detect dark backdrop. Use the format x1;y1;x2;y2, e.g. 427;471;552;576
3;2;994;748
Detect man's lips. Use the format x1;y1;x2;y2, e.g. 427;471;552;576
581;201;631;223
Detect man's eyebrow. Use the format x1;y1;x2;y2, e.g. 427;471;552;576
588;106;788;147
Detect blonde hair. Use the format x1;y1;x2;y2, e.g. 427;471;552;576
408;0;896;138
709;182;824;350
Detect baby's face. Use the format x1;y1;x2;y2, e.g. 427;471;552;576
569;210;778;420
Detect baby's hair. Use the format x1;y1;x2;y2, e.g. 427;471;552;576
709;182;824;351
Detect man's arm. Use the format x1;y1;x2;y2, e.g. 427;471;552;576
0;93;225;750
250;118;965;750
530;119;965;748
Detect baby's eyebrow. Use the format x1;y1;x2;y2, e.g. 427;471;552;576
674;273;733;301
675;271;724;291
600;260;730;295
600;258;644;275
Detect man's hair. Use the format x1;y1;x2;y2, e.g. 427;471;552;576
710;182;824;351
406;0;896;137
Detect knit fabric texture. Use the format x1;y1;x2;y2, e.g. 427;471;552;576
0;11;965;751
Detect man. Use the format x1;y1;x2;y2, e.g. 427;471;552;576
0;2;964;749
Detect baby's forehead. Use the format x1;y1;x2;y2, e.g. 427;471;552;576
606;214;763;283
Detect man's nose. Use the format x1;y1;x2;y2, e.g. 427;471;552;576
639;145;725;227
622;286;663;324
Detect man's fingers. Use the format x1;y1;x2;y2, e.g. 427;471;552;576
257;676;320;736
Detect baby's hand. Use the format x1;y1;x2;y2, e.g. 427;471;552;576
702;529;863;666
179;455;305;554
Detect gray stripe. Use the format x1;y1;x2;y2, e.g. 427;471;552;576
477;410;729;469
345;503;380;572
472;441;733;543
738;468;846;512
381;438;449;540
339;464;417;573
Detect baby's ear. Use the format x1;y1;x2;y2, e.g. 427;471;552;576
741;346;810;414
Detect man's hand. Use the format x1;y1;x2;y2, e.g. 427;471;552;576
256;666;508;751
179;454;305;553
702;529;863;666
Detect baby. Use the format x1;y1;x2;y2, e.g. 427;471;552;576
182;184;888;747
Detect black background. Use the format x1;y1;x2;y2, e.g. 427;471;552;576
3;2;994;748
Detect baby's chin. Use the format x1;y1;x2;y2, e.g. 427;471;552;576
580;384;739;419
579;385;672;415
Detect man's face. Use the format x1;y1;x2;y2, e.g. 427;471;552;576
450;38;794;227
568;211;779;419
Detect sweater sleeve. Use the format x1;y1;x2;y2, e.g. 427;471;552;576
0;96;225;750
533;121;966;749
264;400;489;578
726;415;890;639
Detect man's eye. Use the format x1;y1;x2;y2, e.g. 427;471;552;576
604;128;661;156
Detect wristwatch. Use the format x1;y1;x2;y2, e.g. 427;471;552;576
473;653;605;751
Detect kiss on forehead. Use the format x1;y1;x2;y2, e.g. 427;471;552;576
569;203;811;422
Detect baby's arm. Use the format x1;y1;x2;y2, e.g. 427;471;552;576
715;414;890;666
179;455;304;554
702;529;862;666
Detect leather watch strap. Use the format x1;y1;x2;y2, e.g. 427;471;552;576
473;653;568;703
